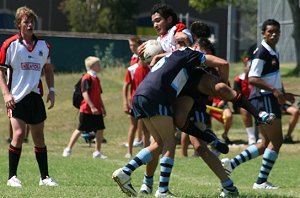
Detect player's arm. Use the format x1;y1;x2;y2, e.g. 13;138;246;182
204;54;229;84
82;89;99;115
0;68;15;109
44;63;55;109
249;77;285;104
122;81;131;114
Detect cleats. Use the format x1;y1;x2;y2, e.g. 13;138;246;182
139;183;153;194
206;129;229;154
211;139;229;154
7;176;22;188
219;187;239;197
155;190;177;197
258;111;276;124
221;158;233;177
62;148;71;157
39;176;58;186
124;153;132;159
112;168;137;197
92;151;107;159
253;182;279;189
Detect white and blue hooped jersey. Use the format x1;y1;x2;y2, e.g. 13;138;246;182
248;40;282;99
135;47;206;106
0;34;50;102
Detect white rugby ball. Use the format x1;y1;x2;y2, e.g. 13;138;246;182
143;40;163;64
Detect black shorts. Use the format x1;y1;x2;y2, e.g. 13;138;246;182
10;92;46;124
250;94;282;122
78;113;105;131
189;103;211;125
131;95;172;119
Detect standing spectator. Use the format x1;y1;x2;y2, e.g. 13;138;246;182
128;35;140;66
62;56;107;159
222;19;294;189
233;60;257;145
0;6;57;187
123;45;151;158
123;36;143;150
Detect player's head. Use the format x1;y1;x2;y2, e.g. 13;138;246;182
15;6;37;31
85;56;101;72
151;3;178;36
193;38;215;55
261;19;280;48
190;21;211;40
128;35;142;54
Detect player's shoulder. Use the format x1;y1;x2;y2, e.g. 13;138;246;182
1;34;19;48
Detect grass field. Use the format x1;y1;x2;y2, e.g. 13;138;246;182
0;63;300;197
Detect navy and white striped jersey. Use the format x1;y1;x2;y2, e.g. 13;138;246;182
135;47;206;106
248;40;282;99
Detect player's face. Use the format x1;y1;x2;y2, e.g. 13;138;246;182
151;12;169;36
19;16;35;37
129;40;138;54
262;25;280;49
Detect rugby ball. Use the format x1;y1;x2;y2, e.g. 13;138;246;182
143;40;163;64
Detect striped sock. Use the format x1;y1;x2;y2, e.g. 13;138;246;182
143;174;153;189
122;148;152;176
221;179;237;192
158;157;174;193
256;148;278;184
230;145;259;169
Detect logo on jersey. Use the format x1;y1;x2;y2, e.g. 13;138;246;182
272;58;277;66
39;50;43;56
21;62;41;71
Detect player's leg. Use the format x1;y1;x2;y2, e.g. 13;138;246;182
181;132;190;157
221;108;233;145
239;107;256;144
197;74;275;124
283;105;299;143
125;115;138;158
134;119;144;146
7;117;26;187
189;136;238;196
253;95;283;189
112;116;163;197
149;115;177;196
173;96;228;154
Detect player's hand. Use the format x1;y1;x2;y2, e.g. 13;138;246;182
47;91;55;109
137;42;147;60
284;92;295;104
4;93;16;109
91;106;99;115
273;89;285;105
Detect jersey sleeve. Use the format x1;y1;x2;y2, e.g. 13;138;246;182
248;58;265;77
124;69;131;83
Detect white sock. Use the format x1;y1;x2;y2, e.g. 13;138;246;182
246;127;255;139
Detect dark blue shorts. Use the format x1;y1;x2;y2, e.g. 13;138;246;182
189;104;211;125
250;94;282;122
131;95;172;119
78;113;105;131
11;92;46;124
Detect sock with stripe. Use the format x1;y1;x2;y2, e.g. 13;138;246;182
142;174;154;190
8;144;22;179
221;179;237;192
35;146;49;179
158;157;174;193
122;148;152;176
230;144;259;169
256;148;278;184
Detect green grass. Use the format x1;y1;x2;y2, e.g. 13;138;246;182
0;64;300;197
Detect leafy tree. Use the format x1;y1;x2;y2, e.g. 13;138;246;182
59;0;138;34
